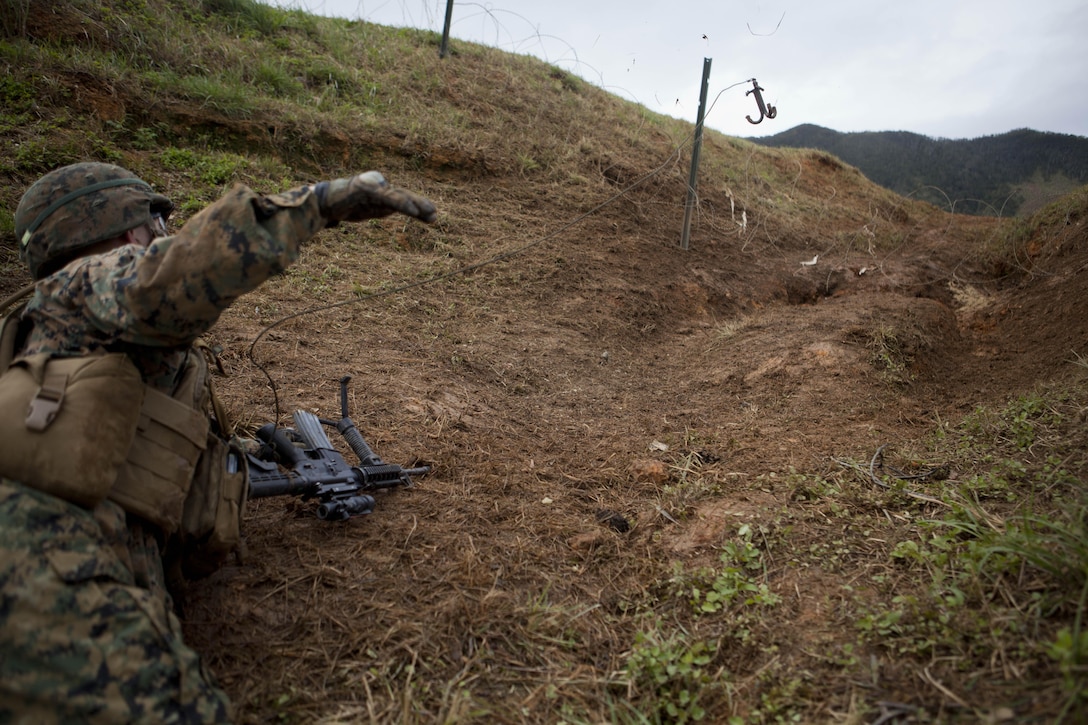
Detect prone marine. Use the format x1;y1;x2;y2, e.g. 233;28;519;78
0;162;436;722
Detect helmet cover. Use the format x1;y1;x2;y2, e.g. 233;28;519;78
15;162;173;279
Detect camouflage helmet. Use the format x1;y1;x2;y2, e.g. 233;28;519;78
15;162;174;279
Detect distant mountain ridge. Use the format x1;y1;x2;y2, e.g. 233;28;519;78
747;124;1088;216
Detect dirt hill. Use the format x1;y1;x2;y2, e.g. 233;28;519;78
2;2;1087;722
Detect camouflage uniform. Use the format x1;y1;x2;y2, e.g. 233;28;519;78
0;480;231;723
19;181;324;388
0;163;435;723
0;178;331;722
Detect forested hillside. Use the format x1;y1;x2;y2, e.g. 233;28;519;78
750;124;1088;216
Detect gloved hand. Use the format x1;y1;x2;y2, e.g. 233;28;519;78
315;171;437;224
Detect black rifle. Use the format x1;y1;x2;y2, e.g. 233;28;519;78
245;376;428;520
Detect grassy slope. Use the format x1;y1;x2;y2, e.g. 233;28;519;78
0;0;964;277
2;1;1087;723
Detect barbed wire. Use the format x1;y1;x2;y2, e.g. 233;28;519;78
265;0;731;128
248;75;757;423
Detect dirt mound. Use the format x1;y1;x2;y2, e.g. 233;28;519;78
4;5;1087;718
179;146;1085;721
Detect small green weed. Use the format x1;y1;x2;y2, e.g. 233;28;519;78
160;147;247;186
0;75;35;112
671;524;780;616
13;137;80;173
959;391;1059;452
623;628;713;724
0;208;14;238
516;153;540;175
161;147;200;170
1045;582;1088;718
746;672;808;724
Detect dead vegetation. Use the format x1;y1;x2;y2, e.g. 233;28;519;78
2;1;1087;722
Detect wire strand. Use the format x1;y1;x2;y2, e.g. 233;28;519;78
247;78;753;423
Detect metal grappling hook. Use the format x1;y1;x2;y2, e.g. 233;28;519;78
746;78;777;124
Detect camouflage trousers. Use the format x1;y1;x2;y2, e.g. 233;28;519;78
0;478;233;724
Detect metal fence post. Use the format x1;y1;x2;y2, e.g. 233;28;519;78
439;0;454;58
680;57;712;250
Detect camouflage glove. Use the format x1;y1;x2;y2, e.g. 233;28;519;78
315;171;437;224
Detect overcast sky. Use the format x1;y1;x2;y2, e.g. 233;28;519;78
265;0;1088;140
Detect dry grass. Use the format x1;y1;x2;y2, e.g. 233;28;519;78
2;1;1087;723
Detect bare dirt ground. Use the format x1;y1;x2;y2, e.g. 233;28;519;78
2;123;1084;720
162;151;1087;722
2;3;1085;720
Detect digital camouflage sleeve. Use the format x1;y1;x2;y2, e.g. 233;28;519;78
19;182;327;389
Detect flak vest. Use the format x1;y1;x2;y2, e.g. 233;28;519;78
0;290;247;577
